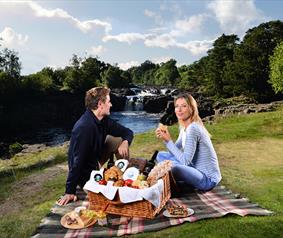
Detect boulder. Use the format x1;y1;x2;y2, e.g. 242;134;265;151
143;95;172;113
110;93;127;111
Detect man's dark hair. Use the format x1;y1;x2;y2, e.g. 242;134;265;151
85;87;110;110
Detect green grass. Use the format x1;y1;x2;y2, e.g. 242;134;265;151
206;105;283;142
0;172;66;238
0;145;67;177
0;105;283;238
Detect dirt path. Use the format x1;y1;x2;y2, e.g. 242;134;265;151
0;163;68;215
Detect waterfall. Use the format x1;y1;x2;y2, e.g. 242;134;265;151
124;95;143;111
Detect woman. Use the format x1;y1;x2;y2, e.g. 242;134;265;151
155;94;221;191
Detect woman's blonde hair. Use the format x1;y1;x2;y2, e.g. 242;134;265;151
174;93;211;137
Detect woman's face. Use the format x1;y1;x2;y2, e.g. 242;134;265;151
175;97;191;121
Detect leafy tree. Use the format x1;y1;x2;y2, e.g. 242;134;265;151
206;34;239;97
177;57;209;94
21;72;53;93
63;55;107;92
232;20;283;101
0;48;21;79
81;57;106;86
269;41;283;93
102;65;130;88
128;60;157;85
39;67;65;88
121;70;132;86
0;71;19;101
154;59;180;86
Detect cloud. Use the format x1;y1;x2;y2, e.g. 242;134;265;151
0;27;28;47
5;1;112;34
177;39;214;55
103;33;148;44
207;0;265;35
102;30;212;55
87;45;106;55
174;14;207;35
144;34;176;48
144;9;164;25
152;56;172;64
118;60;139;70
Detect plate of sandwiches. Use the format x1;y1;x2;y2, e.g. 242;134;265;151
60;207;98;229
163;204;194;218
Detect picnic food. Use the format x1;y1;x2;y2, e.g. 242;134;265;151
158;123;168;132
65;214;78;225
104;166;123;181
166;204;188;216
147;160;172;186
113;179;125;187
98;179;107;185
61;210;97;229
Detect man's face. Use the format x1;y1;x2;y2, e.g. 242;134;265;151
100;95;112;116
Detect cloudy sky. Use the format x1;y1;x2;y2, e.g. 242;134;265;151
0;0;282;75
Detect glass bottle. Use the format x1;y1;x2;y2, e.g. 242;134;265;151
107;153;115;169
143;150;158;176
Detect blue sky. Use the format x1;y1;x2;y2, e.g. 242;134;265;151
0;0;282;75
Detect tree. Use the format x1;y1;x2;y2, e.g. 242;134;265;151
0;71;19;101
177;57;209;94
232;20;283;101
21;72;53;93
0;48;21;79
206;34;239;97
39;67;64;88
128;60;157;85
80;57;105;86
269;41;283;93
154;59;180;86
102;65;129;88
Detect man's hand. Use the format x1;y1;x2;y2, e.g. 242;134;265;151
118;140;129;158
56;194;77;206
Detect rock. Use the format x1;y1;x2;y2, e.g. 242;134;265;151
15;143;47;156
143;95;172;113
160;101;177;125
110;93;127;111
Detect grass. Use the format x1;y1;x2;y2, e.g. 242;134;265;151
0;105;283;238
0;171;66;238
0;145;67;177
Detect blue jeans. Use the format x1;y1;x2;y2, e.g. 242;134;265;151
157;151;216;191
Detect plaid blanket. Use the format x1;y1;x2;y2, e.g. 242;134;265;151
32;185;272;237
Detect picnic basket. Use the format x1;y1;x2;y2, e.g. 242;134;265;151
88;171;171;219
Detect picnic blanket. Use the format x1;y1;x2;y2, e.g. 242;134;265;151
32;185;273;238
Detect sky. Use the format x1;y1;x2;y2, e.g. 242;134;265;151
0;0;282;75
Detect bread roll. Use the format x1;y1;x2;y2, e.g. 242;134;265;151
158;123;167;132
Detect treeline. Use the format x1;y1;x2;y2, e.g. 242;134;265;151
1;20;283;103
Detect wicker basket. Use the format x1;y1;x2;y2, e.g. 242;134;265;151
88;172;171;219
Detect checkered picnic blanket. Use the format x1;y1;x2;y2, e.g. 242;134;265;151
32;185;272;238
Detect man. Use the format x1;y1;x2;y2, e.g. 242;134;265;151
57;87;133;206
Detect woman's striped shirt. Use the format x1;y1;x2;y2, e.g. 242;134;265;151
165;122;222;184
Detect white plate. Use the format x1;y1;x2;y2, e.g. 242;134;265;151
163;208;194;218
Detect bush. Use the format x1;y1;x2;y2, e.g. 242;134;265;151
9;142;23;156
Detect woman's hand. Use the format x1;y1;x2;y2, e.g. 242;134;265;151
155;127;171;142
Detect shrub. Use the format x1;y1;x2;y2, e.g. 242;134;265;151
9;142;23;156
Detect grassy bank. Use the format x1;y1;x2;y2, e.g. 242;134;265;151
0;105;282;238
